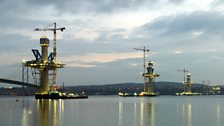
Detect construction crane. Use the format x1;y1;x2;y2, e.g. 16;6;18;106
177;68;189;83
134;46;150;92
34;22;65;89
177;68;190;93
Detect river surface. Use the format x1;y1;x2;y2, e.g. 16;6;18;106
0;95;223;126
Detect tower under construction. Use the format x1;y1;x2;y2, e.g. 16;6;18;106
140;61;160;96
24;37;65;98
118;47;160;97
176;71;201;96
24;23;87;99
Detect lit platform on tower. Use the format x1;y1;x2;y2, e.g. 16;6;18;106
35;92;88;99
176;72;202;96
119;59;160;97
24;23;88;99
176;92;202;96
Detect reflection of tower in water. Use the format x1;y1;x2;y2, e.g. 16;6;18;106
140;98;155;126
182;104;192;126
118;98;155;126
118;101;123;126
216;104;221;126
21;99;32;126
35;99;64;126
36;100;50;126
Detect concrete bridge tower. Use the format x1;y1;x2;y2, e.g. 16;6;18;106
24;36;65;96
39;37;50;93
140;61;160;96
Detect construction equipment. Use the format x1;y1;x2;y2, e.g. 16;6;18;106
140;61;160;96
177;68;189;83
34;22;65;90
134;46;150;92
134;46;160;96
176;69;202;96
177;68;191;93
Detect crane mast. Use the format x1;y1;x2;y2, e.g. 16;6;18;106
177;68;189;83
177;68;192;94
35;22;65;89
119;46;160;97
134;46;150;92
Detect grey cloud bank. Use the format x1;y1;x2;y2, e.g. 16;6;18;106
1;0;224;85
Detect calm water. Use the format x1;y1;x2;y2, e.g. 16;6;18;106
0;95;224;126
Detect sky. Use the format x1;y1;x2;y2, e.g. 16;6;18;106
1;0;224;86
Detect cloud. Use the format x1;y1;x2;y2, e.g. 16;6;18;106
2;0;224;85
174;50;184;54
60;52;143;67
67;63;97;68
24;0;158;14
131;10;224;54
139;11;224;37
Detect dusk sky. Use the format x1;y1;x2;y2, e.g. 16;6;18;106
1;0;224;86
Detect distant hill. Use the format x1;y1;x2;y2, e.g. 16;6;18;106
0;81;222;96
63;81;219;95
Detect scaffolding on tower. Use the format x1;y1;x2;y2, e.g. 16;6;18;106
176;69;202;96
34;22;65;91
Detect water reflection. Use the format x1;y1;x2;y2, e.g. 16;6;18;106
37;99;50;126
141;98;155;126
118;100;123;126
3;96;224;126
182;104;192;126
21;99;31;126
25;99;65;126
216;104;221;126
118;98;155;126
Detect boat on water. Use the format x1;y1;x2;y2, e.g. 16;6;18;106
118;92;138;97
176;92;202;96
35;91;88;99
118;91;159;97
139;91;159;97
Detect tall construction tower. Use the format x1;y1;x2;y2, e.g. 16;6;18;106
34;22;65;90
134;46;149;92
24;37;65;94
134;46;160;96
23;23;88;99
177;68;188;83
176;69;201;95
140;61;160;96
24;23;65;98
185;73;192;93
177;69;192;95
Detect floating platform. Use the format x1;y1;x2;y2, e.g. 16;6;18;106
118;92;159;97
35;92;88;99
176;92;202;96
118;92;138;97
139;91;159;97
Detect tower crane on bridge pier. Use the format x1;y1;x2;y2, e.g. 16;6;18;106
134;46;160;96
176;68;201;95
177;68;189;83
34;22;65;90
177;68;191;94
134;46;150;92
